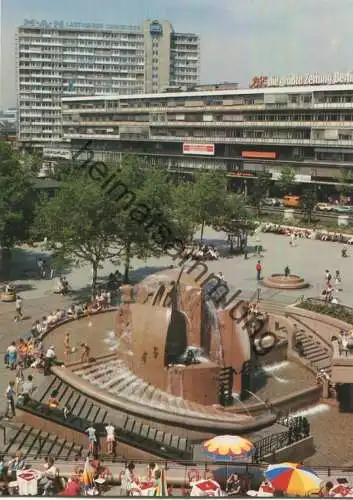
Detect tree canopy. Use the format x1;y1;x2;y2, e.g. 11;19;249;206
278;166;296;195
249;171;272;216
0;141;36;252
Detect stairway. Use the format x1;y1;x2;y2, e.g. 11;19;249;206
73;359;256;420
295;329;332;374
0;419;86;460
16;376;193;461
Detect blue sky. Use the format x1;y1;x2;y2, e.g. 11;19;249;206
2;0;353;106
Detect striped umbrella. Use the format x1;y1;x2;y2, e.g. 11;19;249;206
265;463;321;496
203;435;255;462
155;468;168;496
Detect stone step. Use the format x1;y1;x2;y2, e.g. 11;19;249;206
34;376;56;403
303;347;329;358
307;353;330;363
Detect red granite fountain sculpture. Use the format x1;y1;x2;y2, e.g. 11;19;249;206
115;266;270;407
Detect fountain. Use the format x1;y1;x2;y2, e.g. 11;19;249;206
263;274;309;290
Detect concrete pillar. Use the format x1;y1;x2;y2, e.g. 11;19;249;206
322;379;329;399
338;215;349;227
284;208;295;221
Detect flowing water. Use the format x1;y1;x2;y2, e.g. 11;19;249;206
205;299;224;364
290;403;330;418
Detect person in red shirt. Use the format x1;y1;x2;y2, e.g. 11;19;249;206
256;261;262;281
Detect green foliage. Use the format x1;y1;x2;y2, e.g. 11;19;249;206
249;171;272;216
213;193;254;234
32;154;192;289
299;299;353;325
300;185;318;223
32;174;120;295
277;166;296;195
0;141;36;250
337;168;353;197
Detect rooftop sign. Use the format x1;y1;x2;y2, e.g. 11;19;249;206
250;72;353;89
150;22;163;35
20;19;140;31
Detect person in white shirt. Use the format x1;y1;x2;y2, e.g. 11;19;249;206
105;423;115;455
5;381;16;419
85;425;97;455
45;346;56;359
14;296;23;322
44;346;56;375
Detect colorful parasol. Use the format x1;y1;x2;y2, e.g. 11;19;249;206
155;468;168;496
265;462;321;495
203;435;255;462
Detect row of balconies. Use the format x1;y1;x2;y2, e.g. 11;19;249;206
61;130;353;147
60;119;353;129
61;101;353;115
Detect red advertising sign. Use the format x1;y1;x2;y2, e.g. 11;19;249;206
183;143;215;155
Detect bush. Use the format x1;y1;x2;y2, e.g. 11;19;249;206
298;298;353;325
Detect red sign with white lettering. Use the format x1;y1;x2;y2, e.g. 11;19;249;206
183;143;215;155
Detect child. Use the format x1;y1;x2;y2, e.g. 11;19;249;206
63;405;71;420
15;362;24;396
81;342;90;363
64;332;71;363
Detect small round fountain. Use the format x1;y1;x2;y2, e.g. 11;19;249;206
263;274;309;290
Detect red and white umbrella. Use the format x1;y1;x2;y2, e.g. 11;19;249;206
190;479;222;497
330;484;353;497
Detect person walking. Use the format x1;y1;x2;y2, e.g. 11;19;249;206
105;423;116;455
335;270;342;291
14;296;23;322
85;425;97;455
256;261;262;281
5;381;16;419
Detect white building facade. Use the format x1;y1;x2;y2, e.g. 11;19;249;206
61;77;353;185
16;19;200;144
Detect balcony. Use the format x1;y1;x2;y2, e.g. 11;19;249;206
63;133;120;140
148;134;353;147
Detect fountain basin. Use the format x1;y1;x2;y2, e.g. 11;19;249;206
263;274;309;290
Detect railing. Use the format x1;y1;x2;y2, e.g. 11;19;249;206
252;416;310;463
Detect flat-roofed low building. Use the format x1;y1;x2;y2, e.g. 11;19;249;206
61;78;353;186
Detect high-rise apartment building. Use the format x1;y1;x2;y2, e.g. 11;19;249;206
16;18;200;144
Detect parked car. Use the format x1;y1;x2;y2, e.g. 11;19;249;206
315;203;334;212
332;205;353;213
261;198;280;207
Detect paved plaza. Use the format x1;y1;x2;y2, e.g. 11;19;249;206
1;228;353;467
5;228;353;306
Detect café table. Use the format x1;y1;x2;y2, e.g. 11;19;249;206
17;469;42;496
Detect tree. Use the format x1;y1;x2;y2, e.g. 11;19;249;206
32;174;121;298
0;142;36;272
32;153;193;290
277;166;296;195
300;185;318;224
337;168;353;198
213;193;255;252
249;171;272;217
191;171;228;241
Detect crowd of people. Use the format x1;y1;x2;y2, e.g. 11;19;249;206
3;290;116;419
180;243;220;261
261;223;353;246
321;269;342;303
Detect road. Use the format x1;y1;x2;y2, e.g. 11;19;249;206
252;205;353;222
